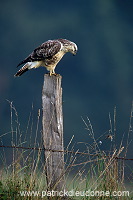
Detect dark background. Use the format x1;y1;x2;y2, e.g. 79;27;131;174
0;1;133;160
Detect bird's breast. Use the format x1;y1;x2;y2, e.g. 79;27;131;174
44;51;65;67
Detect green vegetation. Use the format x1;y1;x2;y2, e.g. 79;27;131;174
0;103;133;199
0;146;132;199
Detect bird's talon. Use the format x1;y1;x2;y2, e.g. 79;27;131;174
49;72;58;76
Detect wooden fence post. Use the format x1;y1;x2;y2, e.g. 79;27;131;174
42;74;65;192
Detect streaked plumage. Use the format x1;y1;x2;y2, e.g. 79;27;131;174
15;39;78;76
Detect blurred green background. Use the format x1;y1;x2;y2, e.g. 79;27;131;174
0;0;133;158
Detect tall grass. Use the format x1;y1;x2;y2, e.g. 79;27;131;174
0;102;133;199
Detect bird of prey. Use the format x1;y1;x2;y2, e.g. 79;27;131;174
14;39;78;77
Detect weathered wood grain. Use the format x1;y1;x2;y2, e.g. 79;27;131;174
42;74;65;192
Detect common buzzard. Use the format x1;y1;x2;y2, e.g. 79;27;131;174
15;39;78;76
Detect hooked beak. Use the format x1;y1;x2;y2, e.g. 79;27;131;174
73;50;77;56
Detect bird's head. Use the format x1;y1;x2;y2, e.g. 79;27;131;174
70;42;78;55
58;39;78;55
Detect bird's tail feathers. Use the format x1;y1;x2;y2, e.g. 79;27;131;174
14;63;30;77
15;61;41;77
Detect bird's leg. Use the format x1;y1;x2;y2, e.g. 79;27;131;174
49;69;56;76
49;71;52;76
